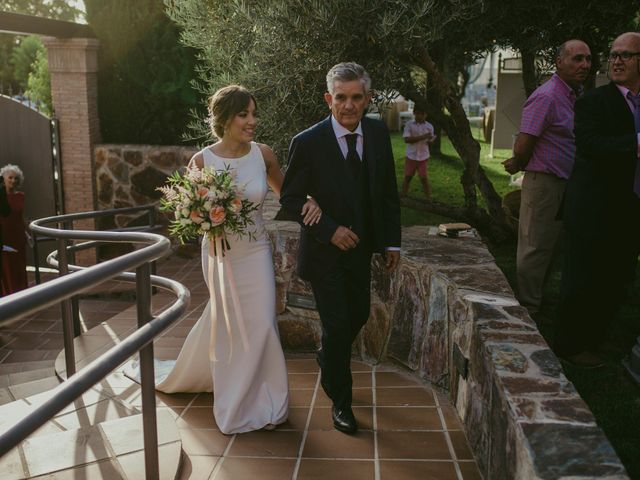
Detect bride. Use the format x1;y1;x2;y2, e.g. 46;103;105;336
130;85;321;434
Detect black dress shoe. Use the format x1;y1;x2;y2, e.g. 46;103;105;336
332;406;357;434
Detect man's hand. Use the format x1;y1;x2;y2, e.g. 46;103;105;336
330;226;359;251
502;157;521;175
385;250;400;273
301;197;322;225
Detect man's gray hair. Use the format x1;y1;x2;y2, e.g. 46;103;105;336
0;163;24;186
326;62;371;94
556;39;588;60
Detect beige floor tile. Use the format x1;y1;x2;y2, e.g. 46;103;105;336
458;460;483;479
191;392;214;407
376;407;442;431
177;406;218;429
0;446;27;480
377;431;451;460
100;411;180;456
53;398;137;430
376;371;423;387
440;405;463;430
288;373;318;389
278;406;310;431
30;459;124;479
309;407;373;431
227;430;303;457
302;431;374;459
116;441;181;480
297;459;374;479
180;429;230;456
285;359;319;374
0;387;14;406
449;431;474;460
352;372;373;388
350;360;372;372
289;388;314;407
315;388;372;407
23;427;111;477
213;457;296;480
376;387;435;407
177;455;220;480
379;460;457;479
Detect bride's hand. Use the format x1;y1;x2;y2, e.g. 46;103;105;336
301;197;322;225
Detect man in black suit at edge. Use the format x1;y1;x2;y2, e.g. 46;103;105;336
0;175;11;295
556;32;640;367
280;62;401;433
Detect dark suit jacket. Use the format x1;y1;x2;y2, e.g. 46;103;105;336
563;82;639;235
280;116;401;280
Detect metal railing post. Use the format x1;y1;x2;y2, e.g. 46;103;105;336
137;262;159;480
65;220;82;337
149;207;158;294
32;232;41;285
57;231;75;377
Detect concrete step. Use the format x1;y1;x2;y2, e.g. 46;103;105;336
0;410;182;479
0;361;53;376
0;367;56;389
0;376;60;407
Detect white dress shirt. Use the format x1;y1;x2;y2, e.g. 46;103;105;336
331;115;363;159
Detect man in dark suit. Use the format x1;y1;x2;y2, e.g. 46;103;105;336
0;175;11;295
556;32;640;367
281;62;401;433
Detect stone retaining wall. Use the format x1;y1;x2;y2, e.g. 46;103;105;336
269;222;628;480
94;144;196;228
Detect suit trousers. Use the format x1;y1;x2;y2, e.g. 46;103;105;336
516;171;566;315
311;245;372;409
555;229;639;356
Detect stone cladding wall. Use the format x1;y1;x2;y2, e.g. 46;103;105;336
269;221;628;480
94;145;197;229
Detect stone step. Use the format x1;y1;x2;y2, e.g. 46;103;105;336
0;376;60;407
0;409;182;480
0;361;53;376
0;367;56;389
0;379;141;439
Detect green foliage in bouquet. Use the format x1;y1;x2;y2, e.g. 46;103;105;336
157;166;259;251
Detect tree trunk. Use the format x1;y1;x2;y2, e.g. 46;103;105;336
520;48;538;98
412;47;514;241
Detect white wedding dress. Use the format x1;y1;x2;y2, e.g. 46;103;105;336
128;142;289;434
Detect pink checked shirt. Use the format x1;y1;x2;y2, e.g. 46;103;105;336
519;73;578;179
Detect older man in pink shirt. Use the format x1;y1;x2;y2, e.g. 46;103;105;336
503;39;591;322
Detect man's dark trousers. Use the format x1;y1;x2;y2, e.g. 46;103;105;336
313;153;373;409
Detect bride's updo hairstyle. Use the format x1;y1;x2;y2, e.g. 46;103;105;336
208;85;257;139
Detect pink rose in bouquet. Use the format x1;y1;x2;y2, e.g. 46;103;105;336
209;205;226;226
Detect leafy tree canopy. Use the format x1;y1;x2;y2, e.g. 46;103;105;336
166;0;638;239
85;0;202;144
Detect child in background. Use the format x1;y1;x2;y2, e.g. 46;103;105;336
402;106;436;200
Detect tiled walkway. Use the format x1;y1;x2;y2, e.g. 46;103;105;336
164;356;482;480
0;250;482;479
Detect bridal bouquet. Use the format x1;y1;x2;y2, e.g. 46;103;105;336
157;165;259;255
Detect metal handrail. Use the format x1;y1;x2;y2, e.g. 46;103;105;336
0;207;190;480
30;204;158;284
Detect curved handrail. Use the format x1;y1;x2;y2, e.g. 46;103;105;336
0;207;190;480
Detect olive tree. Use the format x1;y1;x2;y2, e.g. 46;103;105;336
166;0;517;237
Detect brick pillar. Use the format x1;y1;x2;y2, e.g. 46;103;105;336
42;37;100;265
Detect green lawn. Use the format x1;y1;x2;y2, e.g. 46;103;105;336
391;131;640;478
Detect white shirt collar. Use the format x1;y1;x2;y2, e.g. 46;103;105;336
331;115;363;139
